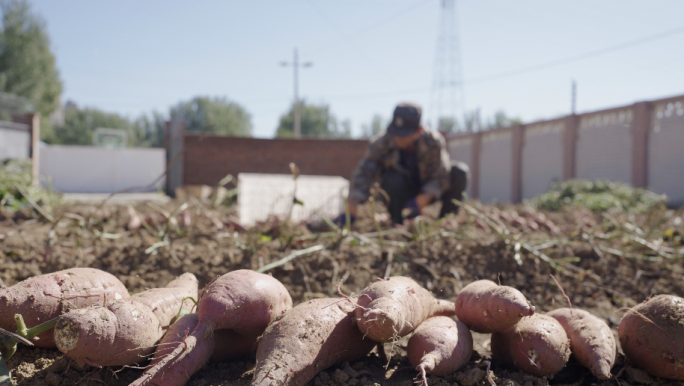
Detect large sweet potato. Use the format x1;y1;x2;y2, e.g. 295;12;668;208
619;295;684;380
147;313;257;386
355;277;455;343
407;316;472;385
252;297;376;386
455;280;534;333
491;314;570;376
547;308;616;380
131;270;292;386
54;273;197;367
0;268;129;348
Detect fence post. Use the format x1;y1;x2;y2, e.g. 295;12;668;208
471;132;482;200
631;101;651;188
166;116;185;197
511;125;524;203
30;114;40;187
563;114;579;181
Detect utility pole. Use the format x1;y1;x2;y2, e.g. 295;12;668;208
571;79;577;115
280;48;312;138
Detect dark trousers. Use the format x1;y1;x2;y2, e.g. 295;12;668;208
379;161;469;224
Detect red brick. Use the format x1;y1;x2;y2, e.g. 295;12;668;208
183;135;369;185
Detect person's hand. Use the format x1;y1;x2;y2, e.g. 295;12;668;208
415;193;435;211
333;204;357;227
403;198;420;219
333;213;355;227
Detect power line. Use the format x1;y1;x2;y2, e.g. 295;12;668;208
464;25;684;86
302;0;429;56
243;24;684;107
309;25;684;101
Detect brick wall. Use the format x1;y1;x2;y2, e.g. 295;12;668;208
183;135;369;185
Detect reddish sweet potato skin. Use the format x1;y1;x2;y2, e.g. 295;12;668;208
148;314;257;386
253;298;375;386
199;269;293;336
407;316;473;376
0;268;129;348
131;273;198;328
355;277;456;343
547;308;616;380
491;314;570;376
619;295;684;380
131;270;293;386
54;273;197;367
455;280;534;333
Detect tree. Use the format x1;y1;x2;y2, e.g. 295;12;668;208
488;110;522;128
436;117;457;133
49;105;136;146
133;111;165;148
276;100;350;138
171;96;251;136
0;0;61;127
448;109;522;132
360;114;385;138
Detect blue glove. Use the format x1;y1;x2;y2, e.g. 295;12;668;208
403;198;420;219
333;213;356;227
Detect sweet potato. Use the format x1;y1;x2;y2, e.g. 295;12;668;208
407;316;472;385
146;313;257;386
355;277;456;343
131;270;292;386
54;273;197;367
252;297;376;386
547;308;616;380
619;294;684;380
0;268;129;348
455;280;534;333
491;314;570;376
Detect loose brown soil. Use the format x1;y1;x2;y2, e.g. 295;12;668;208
1;199;683;386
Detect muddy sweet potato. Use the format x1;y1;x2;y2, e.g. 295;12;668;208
54;273;197;367
355;277;456;343
619;294;684;380
547;308;616;380
455;279;534;333
252;297;375;386
0;268;130;348
491;314;570;376
131;270;292;386
147;313;257;386
407;316;472;385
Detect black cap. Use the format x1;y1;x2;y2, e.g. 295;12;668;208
387;102;422;137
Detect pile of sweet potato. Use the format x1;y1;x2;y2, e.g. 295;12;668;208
3;268;684;386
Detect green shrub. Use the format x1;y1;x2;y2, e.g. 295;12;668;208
532;179;664;213
0;159;60;212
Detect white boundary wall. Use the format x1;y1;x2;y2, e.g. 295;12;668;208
0;121;30;160
649;99;684;207
479;130;512;204
238;173;349;227
39;145;165;193
522;121;564;200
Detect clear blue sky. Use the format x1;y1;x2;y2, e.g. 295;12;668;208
32;0;684;138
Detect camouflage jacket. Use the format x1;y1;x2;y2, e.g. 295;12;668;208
348;126;451;205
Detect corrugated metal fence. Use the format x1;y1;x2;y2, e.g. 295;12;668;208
447;94;684;207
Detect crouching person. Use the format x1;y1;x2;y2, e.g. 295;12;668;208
338;102;469;226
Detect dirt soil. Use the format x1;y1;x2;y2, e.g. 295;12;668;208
1;199;683;386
